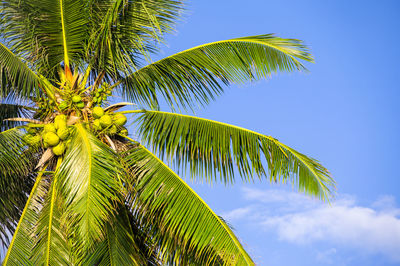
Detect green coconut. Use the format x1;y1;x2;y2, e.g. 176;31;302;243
114;113;127;126
93;119;102;131
92;107;104;119
76;102;85;109
44;123;56;133
54;114;67;123
119;128;128;136
59;101;68;111
108;125;118;135
72;95;82;103
44;132;60;146
93;97;98;103
100;114;112;128
52;142;66;156
54;115;67;129
57;127;69;140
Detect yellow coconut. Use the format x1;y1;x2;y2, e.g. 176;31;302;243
72;95;82;103
44;132;60;146
100;114;112;128
93;107;104;119
93;119;102;131
57;127;69;140
114;113;127;126
52;142;66;156
119;128;128;136
109;125;118;135
44;123;56;133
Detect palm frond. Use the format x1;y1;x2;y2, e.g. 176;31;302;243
0;101;33;131
31;159;72;266
121;141;253;265
2;169;47;265
120;34;313;109
0;42;40;99
55;123;123;262
1;0;88;73
0;127;40;247
0;128;33;178
86;0;184;78
84;204;148;266
133;110;334;199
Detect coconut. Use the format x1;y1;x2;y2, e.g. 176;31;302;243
76;102;85;109
114;113;127;126
100;114;112;128
119;128;128;136
44;123;56;133
93;119;102;131
52;142;66;156
108;125;118;135
59;101;68;111
92;107;104;119
44;132;60;146
54;115;67;123
93;97;98;103
57;127;69;140
54;115;67;129
72;95;82;103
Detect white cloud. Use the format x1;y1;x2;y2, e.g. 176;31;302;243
222;207;252;221
225;188;400;263
316;248;337;264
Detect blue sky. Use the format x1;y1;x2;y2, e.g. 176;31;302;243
155;1;400;265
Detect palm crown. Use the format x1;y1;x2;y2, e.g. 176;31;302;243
0;0;334;265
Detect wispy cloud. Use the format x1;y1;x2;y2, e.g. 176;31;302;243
223;187;400;263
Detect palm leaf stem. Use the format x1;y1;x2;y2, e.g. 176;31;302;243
45;158;62;265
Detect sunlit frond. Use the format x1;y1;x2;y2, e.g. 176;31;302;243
86;0;184;78
84;204;148;266
122;141;253;265
0;42;40;99
133;110;334;199
120;34;313;109
2;169;47;265
1;0;88;73
55;123;123;262
0;101;33;131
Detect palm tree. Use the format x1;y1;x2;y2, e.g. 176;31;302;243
0;0;334;265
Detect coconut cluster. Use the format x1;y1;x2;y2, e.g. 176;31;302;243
43;115;71;156
24;115;71;156
91;82;112;106
91;107;128;135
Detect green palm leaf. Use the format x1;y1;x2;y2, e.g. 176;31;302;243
84;204;148;266
120;34;313;109
0;128;38;247
86;0;183;77
31;159;72;266
1;0;88;72
0;101;33;131
133;110;334;199
0;42;40;99
2;168;47;265
55;123;123;262
122;140;253;265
